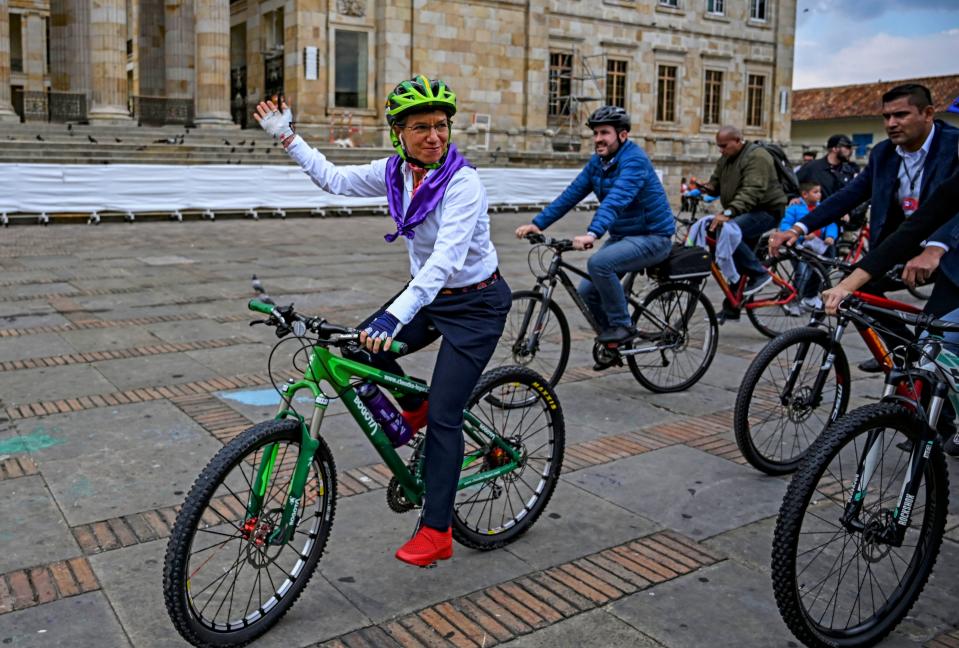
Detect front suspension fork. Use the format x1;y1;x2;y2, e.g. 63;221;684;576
247;390;327;545
841;385;944;546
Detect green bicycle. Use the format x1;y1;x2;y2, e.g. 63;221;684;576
162;298;566;647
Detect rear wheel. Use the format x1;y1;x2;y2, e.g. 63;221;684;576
453;366;565;550
734;326;850;475
163;419;336;647
628;281;718;393
747;256;830;338
772;403;947;647
490;290;570;387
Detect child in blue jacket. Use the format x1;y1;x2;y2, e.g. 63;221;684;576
779;181;837;309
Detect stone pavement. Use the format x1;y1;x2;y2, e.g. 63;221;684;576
0;215;957;648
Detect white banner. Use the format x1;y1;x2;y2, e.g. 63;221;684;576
0;163;593;214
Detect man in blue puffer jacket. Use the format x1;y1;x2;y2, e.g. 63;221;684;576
515;106;675;349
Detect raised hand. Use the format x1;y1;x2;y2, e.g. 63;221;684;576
254;99;294;141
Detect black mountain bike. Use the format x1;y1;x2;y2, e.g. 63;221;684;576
772;296;955;647
732;259;924;476
490;233;718;393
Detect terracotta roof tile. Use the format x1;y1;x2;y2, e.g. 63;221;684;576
793;74;959;121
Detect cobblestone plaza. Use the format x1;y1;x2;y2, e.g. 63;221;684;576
0;215;957;646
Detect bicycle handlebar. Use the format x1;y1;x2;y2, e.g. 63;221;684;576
523;232;592;250
247;299;408;354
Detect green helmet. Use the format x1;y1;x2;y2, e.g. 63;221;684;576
385;75;457;126
386;75;457;168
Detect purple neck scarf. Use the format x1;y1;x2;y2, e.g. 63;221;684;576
384;144;473;242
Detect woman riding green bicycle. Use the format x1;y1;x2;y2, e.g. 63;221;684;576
255;75;511;567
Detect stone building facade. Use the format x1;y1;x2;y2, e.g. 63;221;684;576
0;0;796;187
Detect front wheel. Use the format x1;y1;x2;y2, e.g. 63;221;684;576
163;419;337;648
772;403;948;647
747;255;830;338
734;326;850;475
628;281;718;393
490;290;570;387
453;365;565;551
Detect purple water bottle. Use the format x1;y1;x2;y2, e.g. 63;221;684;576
355;382;414;447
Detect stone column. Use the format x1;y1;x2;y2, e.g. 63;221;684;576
88;0;131;122
193;0;231;126
50;0;91;121
22;12;47;121
136;0;164;124
0;0;19;121
164;0;193;124
523;0;549;151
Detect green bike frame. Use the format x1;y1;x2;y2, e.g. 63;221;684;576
246;299;524;544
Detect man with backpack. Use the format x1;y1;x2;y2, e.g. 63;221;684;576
693;125;788;296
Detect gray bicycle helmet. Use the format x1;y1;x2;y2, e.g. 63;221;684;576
586;105;631;132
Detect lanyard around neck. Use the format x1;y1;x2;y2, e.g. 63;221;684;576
900;152;926;194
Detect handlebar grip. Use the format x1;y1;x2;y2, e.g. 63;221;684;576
390;340;409;355
248;299;275;315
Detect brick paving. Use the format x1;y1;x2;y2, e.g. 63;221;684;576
0;217;953;647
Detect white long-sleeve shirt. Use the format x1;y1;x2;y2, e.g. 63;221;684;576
285;135;499;323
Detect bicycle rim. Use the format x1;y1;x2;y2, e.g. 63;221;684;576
738;329;848;474
773;405;947;646
173;430;334;641
629;282;717;393
747;257;827;338
492;291;569;387
453;367;564;549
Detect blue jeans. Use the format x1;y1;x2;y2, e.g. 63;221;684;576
577;234;672;329
731;210;779;279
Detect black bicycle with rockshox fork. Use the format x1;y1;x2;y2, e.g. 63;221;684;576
772;295;958;647
489;233;718;393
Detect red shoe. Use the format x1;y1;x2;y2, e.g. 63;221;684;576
401;400;429;432
395;525;452;567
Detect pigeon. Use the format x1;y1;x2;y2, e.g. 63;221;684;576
250;141;256;148
67;124;72;131
230;146;235;153
251;275;265;294
223;139;231;146
247;147;254;153
273;141;279;147
35;134;44;141
88;135;98;144
238;140;246;146
114;137;122;143
136;145;146;151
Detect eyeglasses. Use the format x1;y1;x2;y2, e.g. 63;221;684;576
404;121;450;136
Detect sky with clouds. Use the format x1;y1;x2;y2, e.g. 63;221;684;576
793;0;959;89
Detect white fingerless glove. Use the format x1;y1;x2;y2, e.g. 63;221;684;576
259;106;295;141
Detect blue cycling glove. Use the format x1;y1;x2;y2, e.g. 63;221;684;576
685;188;701;198
363;310;402;342
703;194;718;203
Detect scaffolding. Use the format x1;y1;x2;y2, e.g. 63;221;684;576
549;48;607;152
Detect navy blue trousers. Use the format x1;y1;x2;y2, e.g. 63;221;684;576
353;278;511;530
